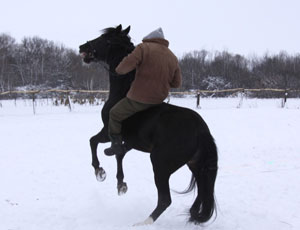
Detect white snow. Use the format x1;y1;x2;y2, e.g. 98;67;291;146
0;97;300;230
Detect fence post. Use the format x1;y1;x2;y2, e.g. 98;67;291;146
237;89;245;108
196;92;201;108
281;89;288;108
32;93;36;115
66;92;72;111
14;94;17;106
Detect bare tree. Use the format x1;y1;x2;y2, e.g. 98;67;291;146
0;33;16;91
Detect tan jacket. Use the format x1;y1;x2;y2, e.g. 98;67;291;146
115;38;182;104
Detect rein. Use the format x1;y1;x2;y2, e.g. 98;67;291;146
87;40;97;59
86;40;117;76
88;39;134;77
102;64;120;77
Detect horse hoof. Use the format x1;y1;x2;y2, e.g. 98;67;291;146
95;167;106;182
133;217;154;226
117;182;128;195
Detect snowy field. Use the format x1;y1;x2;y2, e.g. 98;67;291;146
0;97;300;230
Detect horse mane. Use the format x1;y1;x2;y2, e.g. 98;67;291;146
101;27;116;35
101;27;133;46
100;26;135;71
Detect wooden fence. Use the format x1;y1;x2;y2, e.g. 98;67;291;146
2;87;300;96
1;88;299;114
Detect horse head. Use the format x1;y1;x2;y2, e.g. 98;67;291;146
79;25;135;126
79;24;133;66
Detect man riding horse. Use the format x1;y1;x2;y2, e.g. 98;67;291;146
79;25;218;225
104;27;182;156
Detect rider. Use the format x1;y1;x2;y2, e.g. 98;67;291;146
104;27;182;156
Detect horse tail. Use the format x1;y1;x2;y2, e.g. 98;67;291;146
186;132;218;224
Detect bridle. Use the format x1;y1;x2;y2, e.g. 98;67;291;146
86;37;134;76
86;40;98;59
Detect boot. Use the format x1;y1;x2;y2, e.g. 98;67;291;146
104;134;124;156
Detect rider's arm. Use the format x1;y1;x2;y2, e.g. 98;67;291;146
115;44;143;75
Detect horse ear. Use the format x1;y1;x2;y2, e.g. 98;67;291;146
122;26;131;35
116;24;122;33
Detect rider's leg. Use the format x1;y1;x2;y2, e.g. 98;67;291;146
104;97;155;156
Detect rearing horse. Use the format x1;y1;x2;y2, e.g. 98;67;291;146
79;25;218;225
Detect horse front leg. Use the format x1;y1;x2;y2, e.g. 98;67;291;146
90;128;110;181
115;151;128;195
115;144;132;195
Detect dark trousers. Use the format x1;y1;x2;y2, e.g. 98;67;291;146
108;97;157;136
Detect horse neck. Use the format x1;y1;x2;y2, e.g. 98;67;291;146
108;44;134;70
107;46;135;100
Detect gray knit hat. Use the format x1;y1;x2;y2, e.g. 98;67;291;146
143;28;165;40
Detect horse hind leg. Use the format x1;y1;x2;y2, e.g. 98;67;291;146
134;173;171;226
134;153;172;226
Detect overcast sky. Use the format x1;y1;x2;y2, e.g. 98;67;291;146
1;0;300;57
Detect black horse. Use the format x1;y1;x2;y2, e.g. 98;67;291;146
79;25;218;225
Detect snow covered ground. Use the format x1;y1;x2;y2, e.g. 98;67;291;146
0;97;300;230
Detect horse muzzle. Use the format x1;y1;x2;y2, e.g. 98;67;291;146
80;52;87;58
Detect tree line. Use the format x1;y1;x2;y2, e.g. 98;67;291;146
0;33;108;92
1;33;300;97
180;50;300;94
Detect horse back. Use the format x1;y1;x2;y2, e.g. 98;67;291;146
122;102;210;152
